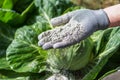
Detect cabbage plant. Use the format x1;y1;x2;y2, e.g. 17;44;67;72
47;38;93;71
0;0;120;80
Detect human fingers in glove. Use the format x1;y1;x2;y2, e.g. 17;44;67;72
38;4;120;49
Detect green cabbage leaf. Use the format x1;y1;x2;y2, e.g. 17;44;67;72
6;22;50;73
0;21;16;70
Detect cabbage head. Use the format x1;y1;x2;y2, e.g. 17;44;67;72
47;38;93;71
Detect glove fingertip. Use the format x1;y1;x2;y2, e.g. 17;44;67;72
53;42;67;48
38;34;42;40
50;18;61;26
42;42;53;50
51;13;70;27
38;40;44;46
38;32;45;40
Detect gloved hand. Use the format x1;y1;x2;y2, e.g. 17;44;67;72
38;9;110;49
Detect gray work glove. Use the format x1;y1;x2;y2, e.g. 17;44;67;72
38;9;110;49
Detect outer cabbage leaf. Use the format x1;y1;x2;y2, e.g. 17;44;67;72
0;69;29;80
0;69;50;80
0;21;16;70
12;0;33;13
82;27;120;80
96;48;120;79
6;22;50;73
0;8;24;26
91;27;120;56
0;1;35;27
0;0;4;8
35;0;73;18
1;0;34;14
1;0;13;9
